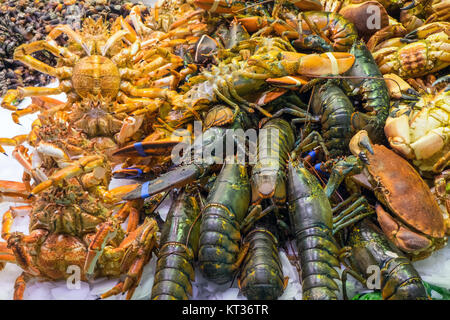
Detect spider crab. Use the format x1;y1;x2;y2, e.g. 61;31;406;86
0;14;190;119
0;154;157;300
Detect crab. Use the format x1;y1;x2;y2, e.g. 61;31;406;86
0;15;190;120
371;22;450;78
384;76;450;173
0;153;152;299
327;130;449;260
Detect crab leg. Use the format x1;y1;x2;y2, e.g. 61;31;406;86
84;221;118;278
101;30;131;56
13;42;72;78
120;82;179;100
100;218;158;299
0;135;27;152
0;180;31;203
47;24;89;55
115;115;145;145
12;146;47;183
113;16;138;43
13;272;31;300
2;206;32;240
0;241;16;268
30;155;105;195
2;81;72;111
7;231;46;276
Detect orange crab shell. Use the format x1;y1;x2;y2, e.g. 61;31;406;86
366;144;445;239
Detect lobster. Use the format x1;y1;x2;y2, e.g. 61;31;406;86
287;158;341;299
238;212;287;300
271;80;355;158
251;118;295;205
345;40;390;144
151;188;201;300
239;11;358;52
286;156;372;299
198;160;251;284
343;218;430;300
120;105;256;200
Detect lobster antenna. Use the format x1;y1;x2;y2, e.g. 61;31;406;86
308;74;406;96
185;190;204;249
234;0;275;13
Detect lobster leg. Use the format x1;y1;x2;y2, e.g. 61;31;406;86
332;196;374;234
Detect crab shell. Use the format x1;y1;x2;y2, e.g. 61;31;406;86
365;144;447;256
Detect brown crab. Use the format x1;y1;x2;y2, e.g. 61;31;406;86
328;130;448;260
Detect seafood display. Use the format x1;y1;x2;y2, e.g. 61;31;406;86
0;0;449;301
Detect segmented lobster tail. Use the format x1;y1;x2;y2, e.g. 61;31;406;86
151;190;201;300
239;222;285;300
348;219;429;300
198;162;251;284
251;118;295;204
287;160;341;300
296;224;341;300
311;81;354;157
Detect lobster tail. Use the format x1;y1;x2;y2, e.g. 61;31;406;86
198;162;251;284
296;226;341;300
287;160;341;300
151;190;200;300
239;221;285;300
251;118;295;204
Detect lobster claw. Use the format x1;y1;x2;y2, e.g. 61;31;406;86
193;0;243;13
298;52;355;76
123;163;210;200
112;140;184;158
280;52;355;77
266;76;309;89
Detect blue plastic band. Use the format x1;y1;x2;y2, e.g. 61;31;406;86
141;181;150;199
314;162;323;173
308;150;317;161
134;142;148;157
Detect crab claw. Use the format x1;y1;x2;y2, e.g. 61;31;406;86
349;130;374;159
